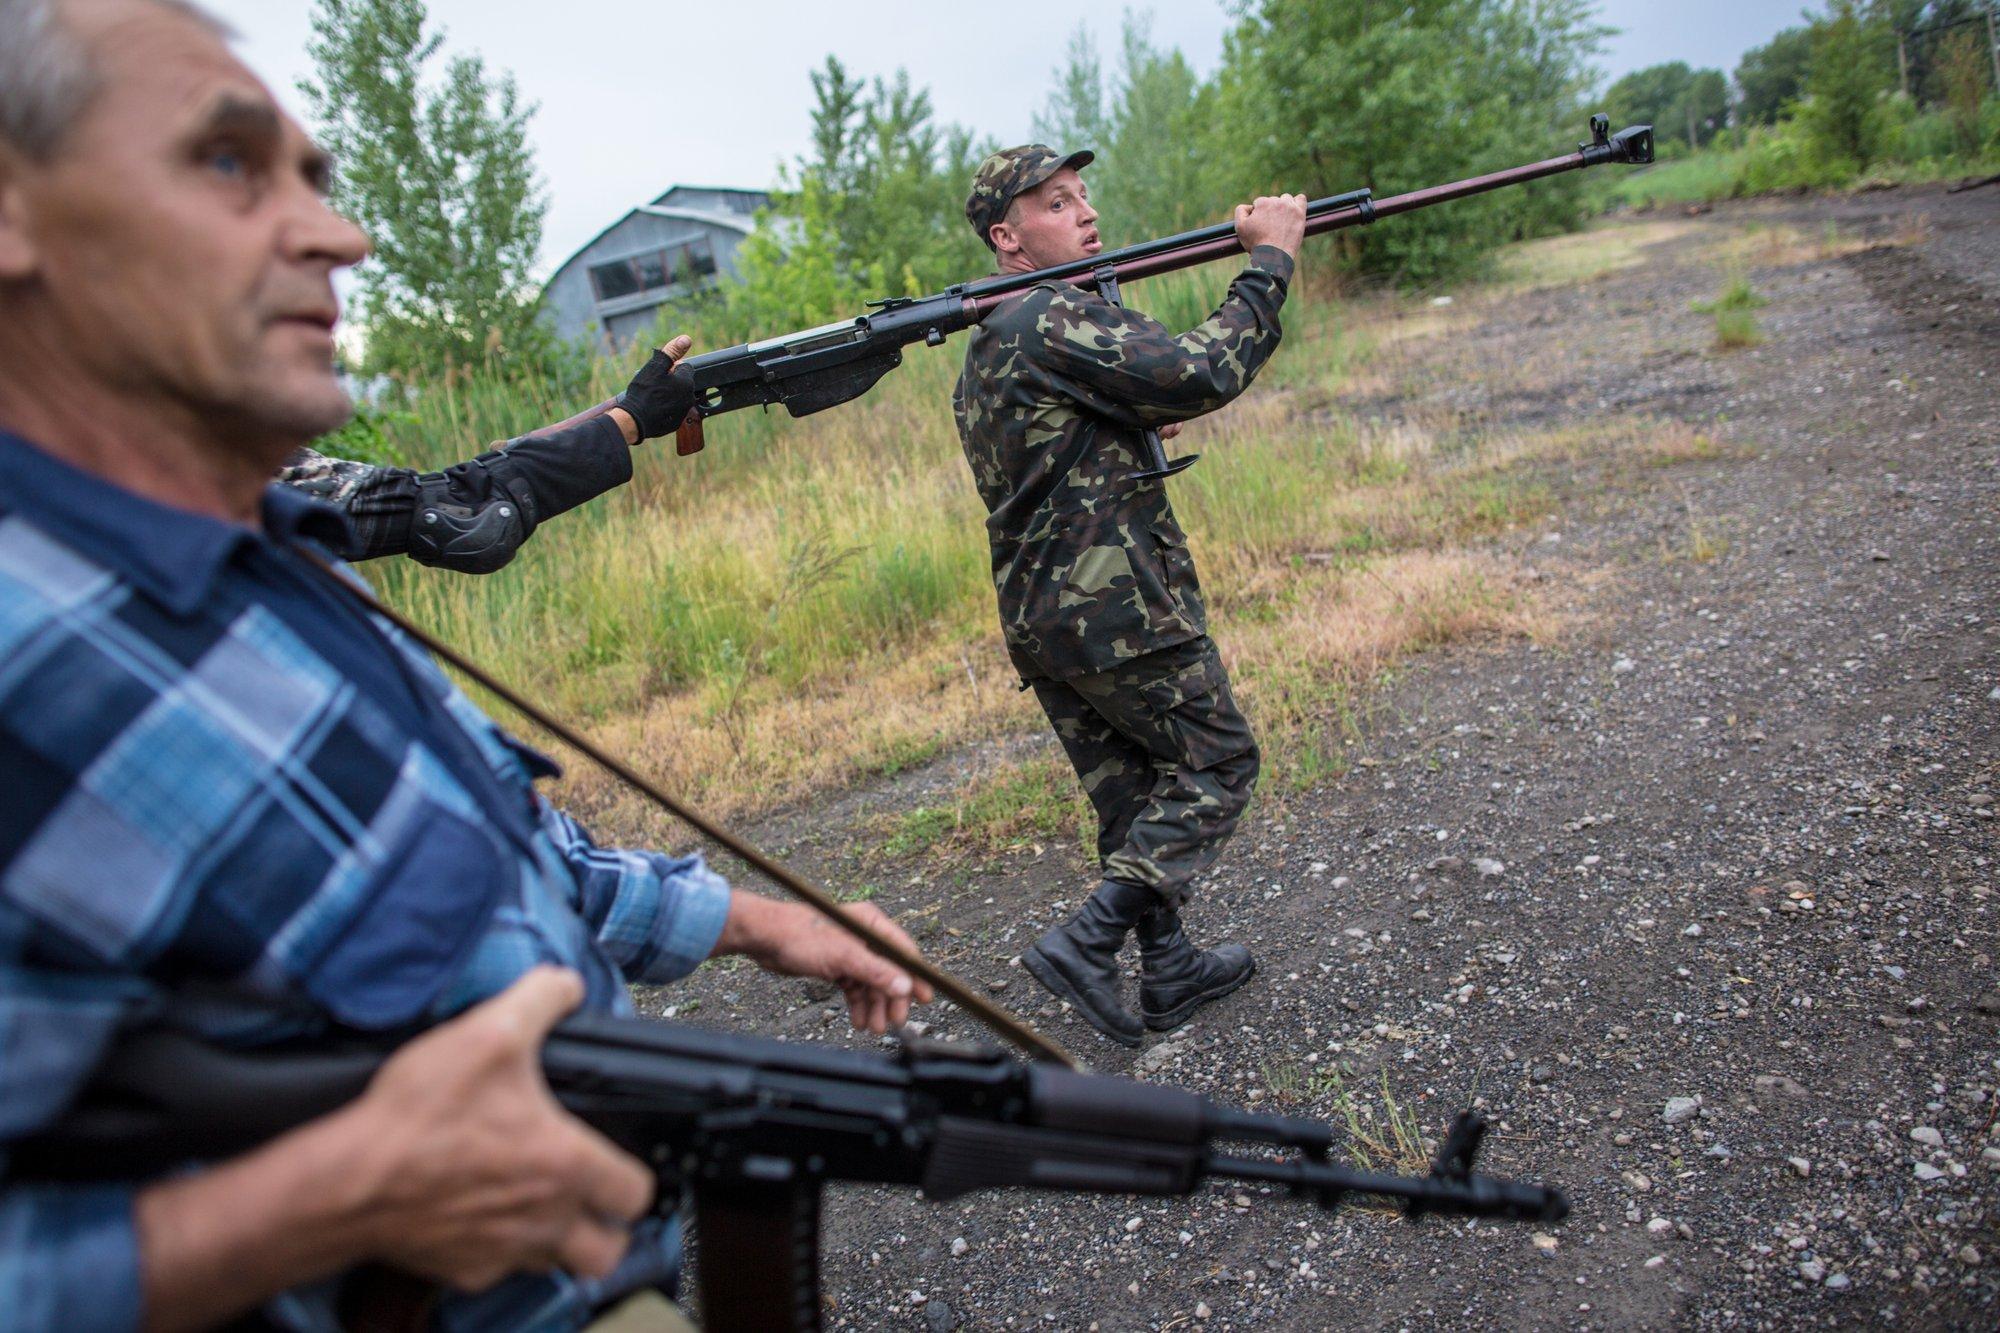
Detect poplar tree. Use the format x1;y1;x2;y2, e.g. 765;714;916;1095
301;0;549;377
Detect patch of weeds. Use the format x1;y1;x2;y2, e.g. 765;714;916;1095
1280;715;1354;793
1693;274;1768;351
1641;424;1722;468
1260;1061;1434;1177
1431;472;1553;536
1660;491;1730;563
863;732;945;779
1326;1067;1434;1175
879;806;959;859
875;758;1091;860
1712;309;1764;349
1685;517;1729;562
837;882;883;903
1492;221;1691;291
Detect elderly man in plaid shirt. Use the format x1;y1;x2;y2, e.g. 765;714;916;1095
0;2;932;1329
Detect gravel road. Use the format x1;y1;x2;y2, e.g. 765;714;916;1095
652;182;1999;1330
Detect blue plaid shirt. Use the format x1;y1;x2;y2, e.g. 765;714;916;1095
0;432;732;1332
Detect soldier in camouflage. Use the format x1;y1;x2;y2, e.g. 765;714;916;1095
956;145;1306;1046
277;336;697;573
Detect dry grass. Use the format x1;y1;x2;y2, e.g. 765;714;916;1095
1492;219;1697;293
386;215;1744;846
1708;214;1930;272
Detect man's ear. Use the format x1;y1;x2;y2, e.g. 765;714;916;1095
0;151;41;280
987;220;1017;258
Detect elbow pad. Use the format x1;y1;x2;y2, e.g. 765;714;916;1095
407;473;536;574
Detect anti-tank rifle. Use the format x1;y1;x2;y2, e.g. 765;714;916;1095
14;1014;1568;1332
538;116;1653;467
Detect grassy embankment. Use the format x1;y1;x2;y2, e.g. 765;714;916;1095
365;244;1704;859
1593;100;2000;212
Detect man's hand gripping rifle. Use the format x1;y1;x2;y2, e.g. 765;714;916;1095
533;115;1654;458
20;1014;1568;1332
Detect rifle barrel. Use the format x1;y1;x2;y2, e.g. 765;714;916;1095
968;149;1589;313
520;123;1649;442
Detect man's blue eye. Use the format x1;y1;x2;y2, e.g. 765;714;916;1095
208;149;245;177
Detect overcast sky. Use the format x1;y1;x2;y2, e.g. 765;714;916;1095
205;0;1806;279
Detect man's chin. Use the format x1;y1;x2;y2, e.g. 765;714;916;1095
238;376;356;451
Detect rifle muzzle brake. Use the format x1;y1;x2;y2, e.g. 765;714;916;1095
1580;113;1655;166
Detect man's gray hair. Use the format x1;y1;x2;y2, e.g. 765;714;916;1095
0;0;233;161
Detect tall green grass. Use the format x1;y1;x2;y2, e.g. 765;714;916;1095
338;254;1597;825
359;269;1282;717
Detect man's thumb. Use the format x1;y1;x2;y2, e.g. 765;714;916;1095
487;965;585;1040
660;334;694;364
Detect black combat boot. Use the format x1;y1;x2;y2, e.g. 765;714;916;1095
1022;879;1155;1047
1136;906;1256;1032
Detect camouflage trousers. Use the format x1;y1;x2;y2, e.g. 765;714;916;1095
1029;636;1259;907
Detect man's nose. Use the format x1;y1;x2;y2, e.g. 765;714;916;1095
286;192;371;271
1080;200;1099;224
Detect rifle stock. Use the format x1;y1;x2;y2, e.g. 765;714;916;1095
531;116;1652;454
13;1015;1569;1332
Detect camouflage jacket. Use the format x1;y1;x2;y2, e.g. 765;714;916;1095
953;245;1293;680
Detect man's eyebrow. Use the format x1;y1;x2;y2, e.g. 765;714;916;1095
189;94;281;143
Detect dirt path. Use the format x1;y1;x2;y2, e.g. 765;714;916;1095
656;184;1999;1330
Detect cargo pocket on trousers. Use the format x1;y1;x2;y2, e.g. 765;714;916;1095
1138;651;1255;772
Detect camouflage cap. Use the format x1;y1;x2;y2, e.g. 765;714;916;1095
965;144;1096;250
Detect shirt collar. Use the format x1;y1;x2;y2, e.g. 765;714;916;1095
0;430;355;616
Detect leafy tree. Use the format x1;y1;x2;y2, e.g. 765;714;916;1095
1606;61;1729;147
1899;1;1990;105
725;175;879;335
1799;0;1895;167
1935;27;1992;153
1032;27;1112;158
1605;61;1695;141
1107;19;1213;236
1736;26;1814;124
1216;0;1608;285
1681;69;1732;147
1031;17;1214;241
725;58;989;329
301;0;548;378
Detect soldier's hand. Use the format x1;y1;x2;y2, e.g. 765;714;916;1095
336;967;655;1290
1234;193;1308;259
613;334;697;443
1158;422;1184;442
714;893;936;1034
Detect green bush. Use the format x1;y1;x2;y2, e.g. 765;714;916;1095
1734;120;1856;193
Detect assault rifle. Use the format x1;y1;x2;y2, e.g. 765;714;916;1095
15;1014;1568;1332
539;115;1653;469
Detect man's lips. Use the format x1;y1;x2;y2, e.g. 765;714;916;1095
272;310;339;348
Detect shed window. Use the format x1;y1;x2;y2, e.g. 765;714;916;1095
589;236;720;304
